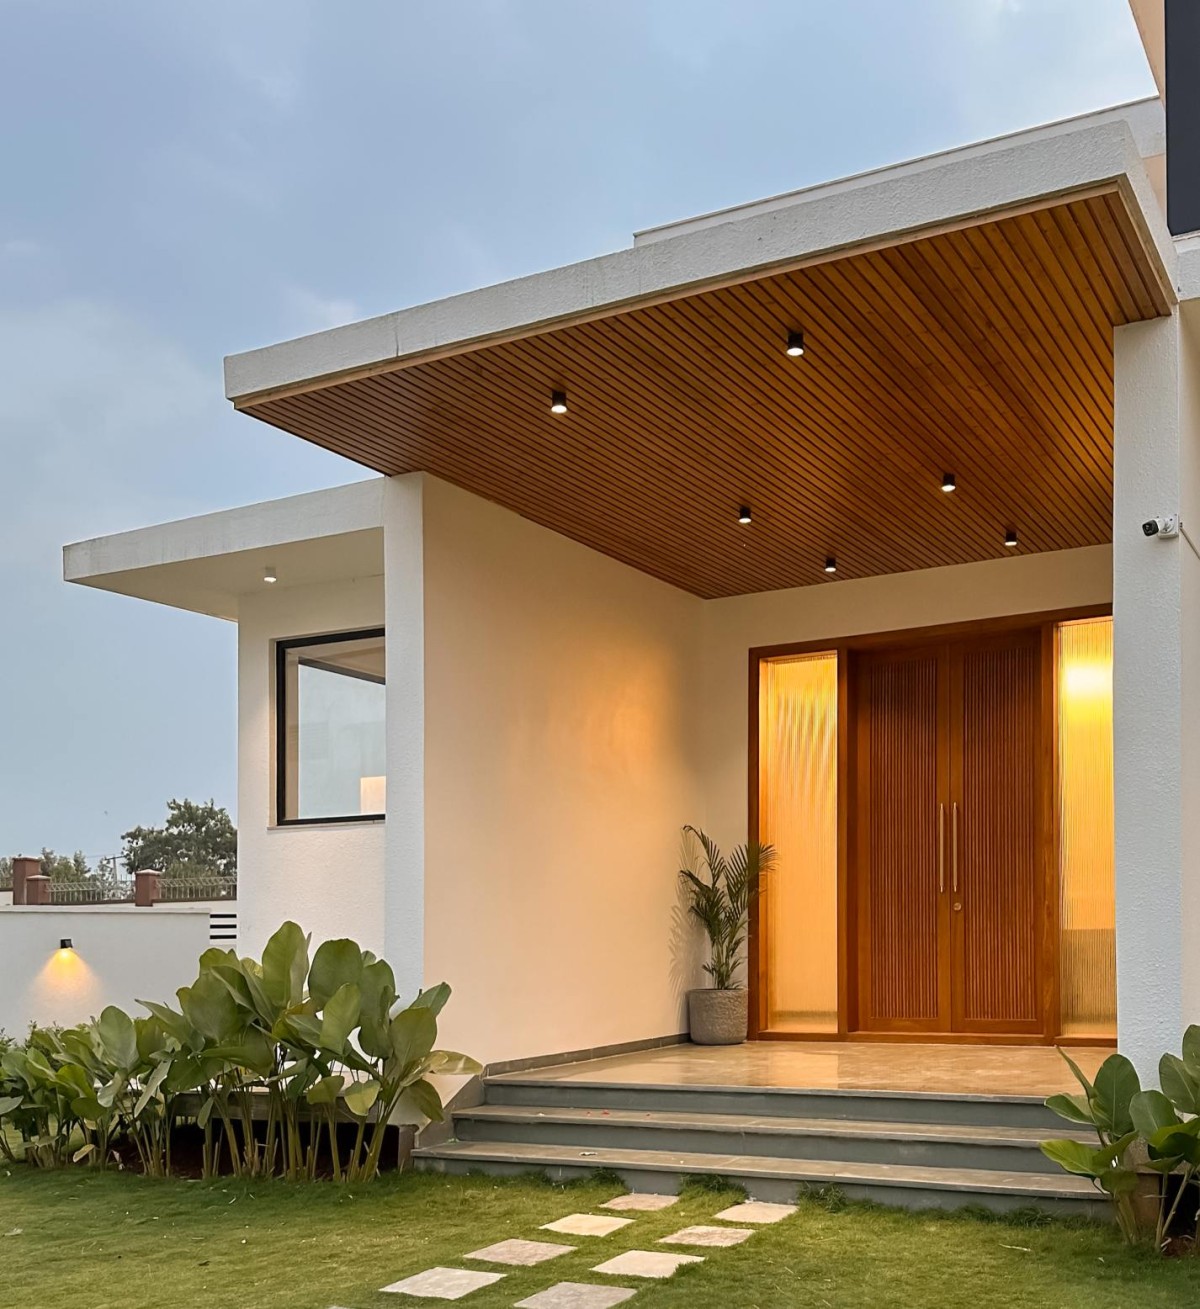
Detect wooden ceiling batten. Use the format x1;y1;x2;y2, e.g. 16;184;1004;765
242;190;1167;599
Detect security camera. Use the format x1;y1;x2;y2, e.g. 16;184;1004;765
1143;515;1181;538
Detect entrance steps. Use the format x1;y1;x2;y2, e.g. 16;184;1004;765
412;1071;1104;1218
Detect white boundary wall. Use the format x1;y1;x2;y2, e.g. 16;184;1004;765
0;907;212;1035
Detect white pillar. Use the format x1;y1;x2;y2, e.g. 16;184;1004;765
1113;316;1186;1079
382;474;426;1001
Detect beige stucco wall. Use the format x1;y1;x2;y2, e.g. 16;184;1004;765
237;574;386;958
698;545;1115;857
419;477;705;1065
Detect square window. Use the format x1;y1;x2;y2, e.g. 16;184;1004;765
276;629;385;823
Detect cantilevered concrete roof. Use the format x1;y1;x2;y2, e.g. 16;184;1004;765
63;480;383;620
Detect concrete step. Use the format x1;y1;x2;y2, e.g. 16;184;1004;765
452;1103;1082;1175
411;1137;1106;1218
484;1075;1066;1131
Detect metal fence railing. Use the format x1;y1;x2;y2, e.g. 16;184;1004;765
156;876;238;903
48;878;135;905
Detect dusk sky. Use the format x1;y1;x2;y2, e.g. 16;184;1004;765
0;1;1155;861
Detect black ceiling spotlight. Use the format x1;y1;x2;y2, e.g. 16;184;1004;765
549;390;568;415
59;938;73;951
737;505;753;525
941;472;957;493
785;330;806;358
1005;528;1019;548
824;556;838;574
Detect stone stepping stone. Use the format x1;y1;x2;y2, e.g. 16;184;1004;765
600;1193;678;1212
659;1224;754;1248
380;1266;506;1299
514;1284;639;1308
542;1213;635;1237
713;1201;797;1225
592;1250;704;1279
465;1238;576;1266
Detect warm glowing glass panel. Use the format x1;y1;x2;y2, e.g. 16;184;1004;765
1057;617;1116;1039
758;652;838;1032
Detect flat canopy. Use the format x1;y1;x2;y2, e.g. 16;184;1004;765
227;107;1173;599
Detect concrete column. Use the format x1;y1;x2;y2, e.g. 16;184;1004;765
1112;314;1194;1078
382;474;426;1001
135;869;162;907
24;875;51;906
11;856;38;906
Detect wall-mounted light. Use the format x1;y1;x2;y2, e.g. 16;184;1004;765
785;330;806;358
1004;529;1019;549
550;390;568;415
59;938;73;951
824;556;838;574
263;565;278;584
941;473;957;494
737;506;753;525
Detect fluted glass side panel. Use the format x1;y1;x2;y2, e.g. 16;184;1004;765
759;652;838;1033
1057;617;1116;1039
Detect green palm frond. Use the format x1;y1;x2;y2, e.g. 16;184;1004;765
678;827;775;991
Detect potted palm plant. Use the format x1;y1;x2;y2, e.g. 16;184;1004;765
678;825;775;1045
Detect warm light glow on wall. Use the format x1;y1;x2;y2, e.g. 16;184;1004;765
758;651;838;1033
1057;617;1116;1039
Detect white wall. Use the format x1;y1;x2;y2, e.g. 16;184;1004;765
0;907;211;1035
418;477;705;1065
699;545;1114;854
237;574;386;958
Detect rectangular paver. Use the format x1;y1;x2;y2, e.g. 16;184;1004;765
660;1224;754;1248
514;1284;639;1308
465;1238;576;1266
713;1200;797;1224
601;1193;678;1212
380;1266;506;1299
542;1213;635;1237
592;1249;704;1279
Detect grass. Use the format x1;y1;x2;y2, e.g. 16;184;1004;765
3;1167;1200;1308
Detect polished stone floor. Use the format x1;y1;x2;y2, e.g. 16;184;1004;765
507;1041;1109;1097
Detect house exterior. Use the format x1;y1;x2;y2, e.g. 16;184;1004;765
62;8;1200;1088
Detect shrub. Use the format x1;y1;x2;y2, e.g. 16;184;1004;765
0;922;478;1181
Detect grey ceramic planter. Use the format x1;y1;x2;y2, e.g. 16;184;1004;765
687;987;748;1045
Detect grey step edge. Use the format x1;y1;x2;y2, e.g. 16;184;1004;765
450;1103;1084;1174
411;1138;1107;1218
483;1077;1065;1130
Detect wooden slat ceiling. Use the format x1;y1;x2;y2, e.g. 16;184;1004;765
239;188;1169;599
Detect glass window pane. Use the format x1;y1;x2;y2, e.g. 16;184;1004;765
1057;617;1115;1040
280;632;385;821
758;651;839;1033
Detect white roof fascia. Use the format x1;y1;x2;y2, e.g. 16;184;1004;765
224;111;1173;405
64;479;383;584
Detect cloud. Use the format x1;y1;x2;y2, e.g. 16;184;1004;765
283;285;362;333
0;298;225;564
2;238;43;259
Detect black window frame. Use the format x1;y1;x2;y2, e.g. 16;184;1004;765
274;627;387;827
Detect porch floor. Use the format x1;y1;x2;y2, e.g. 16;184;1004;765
499;1041;1109;1099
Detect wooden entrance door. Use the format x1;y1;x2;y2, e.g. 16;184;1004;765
852;630;1045;1037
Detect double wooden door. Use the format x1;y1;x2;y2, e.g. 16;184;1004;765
852;630;1046;1037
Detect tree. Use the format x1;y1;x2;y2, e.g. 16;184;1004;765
121;799;236;881
0;851;90;884
39;849;90;881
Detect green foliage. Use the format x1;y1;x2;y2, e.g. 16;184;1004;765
1042;1031;1200;1251
0;922;478;1183
120;798;237;880
678;826;775;990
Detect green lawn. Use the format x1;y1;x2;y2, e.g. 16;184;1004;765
2;1167;1199;1308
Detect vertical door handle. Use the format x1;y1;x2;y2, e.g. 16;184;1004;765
938;803;946;894
952;801;960;894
